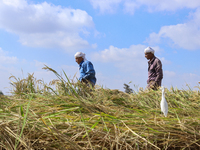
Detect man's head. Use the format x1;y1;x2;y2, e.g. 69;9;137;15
75;57;83;64
74;52;86;64
144;47;155;60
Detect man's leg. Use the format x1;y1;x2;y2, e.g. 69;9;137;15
82;79;95;87
147;81;159;90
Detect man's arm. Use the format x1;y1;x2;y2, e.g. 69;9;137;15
155;59;163;83
82;62;95;80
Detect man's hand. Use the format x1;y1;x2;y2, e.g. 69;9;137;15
81;78;87;82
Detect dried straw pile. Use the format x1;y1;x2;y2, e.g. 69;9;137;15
0;67;199;150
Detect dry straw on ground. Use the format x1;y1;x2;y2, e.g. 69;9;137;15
0;66;199;149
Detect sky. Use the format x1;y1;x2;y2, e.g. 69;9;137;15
1;0;200;94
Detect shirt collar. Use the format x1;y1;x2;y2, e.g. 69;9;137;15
148;56;156;64
79;60;84;68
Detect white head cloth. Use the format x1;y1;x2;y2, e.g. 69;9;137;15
144;47;155;54
74;52;87;61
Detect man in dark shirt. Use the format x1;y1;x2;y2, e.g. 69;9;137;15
144;47;163;90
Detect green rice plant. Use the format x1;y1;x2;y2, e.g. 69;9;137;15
14;94;33;149
79;108;93;150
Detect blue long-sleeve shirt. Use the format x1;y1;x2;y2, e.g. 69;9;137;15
79;60;96;84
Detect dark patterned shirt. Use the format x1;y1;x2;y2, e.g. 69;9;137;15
147;56;163;84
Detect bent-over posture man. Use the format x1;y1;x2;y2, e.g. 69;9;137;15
74;52;96;86
144;47;163;90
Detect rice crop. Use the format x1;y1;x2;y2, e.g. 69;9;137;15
0;66;200;150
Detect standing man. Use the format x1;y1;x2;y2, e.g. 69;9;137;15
74;52;96;87
144;47;163;90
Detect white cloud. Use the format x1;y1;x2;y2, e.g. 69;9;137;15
89;0;200;14
0;0;95;51
133;0;200;12
92;44;164;65
123;1;140;15
2;0;27;8
159;57;171;65
89;0;122;13
164;70;176;77
147;8;200;50
92;45;145;62
162;71;200;90
91;45;168;75
91;45;147;71
148;23;200;50
0;48;18;64
182;73;200;85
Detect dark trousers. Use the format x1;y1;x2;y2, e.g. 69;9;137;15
82;79;95;87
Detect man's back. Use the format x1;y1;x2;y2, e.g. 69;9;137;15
79;60;96;85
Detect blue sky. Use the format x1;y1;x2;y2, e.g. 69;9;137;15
1;0;200;94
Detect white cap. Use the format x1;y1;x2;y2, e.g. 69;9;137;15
144;47;155;54
74;52;87;61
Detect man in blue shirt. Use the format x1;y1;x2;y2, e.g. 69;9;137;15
74;52;96;86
